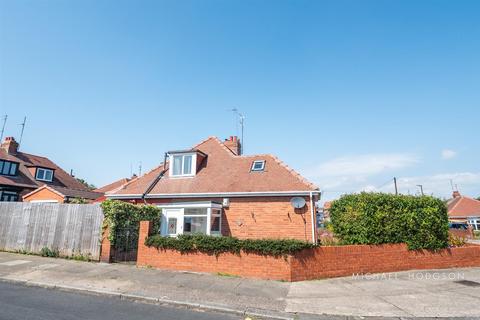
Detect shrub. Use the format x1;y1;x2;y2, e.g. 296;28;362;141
448;233;467;247
101;200;161;245
145;234;314;257
40;247;59;258
330;192;449;250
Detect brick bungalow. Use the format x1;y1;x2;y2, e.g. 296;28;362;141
448;191;480;230
0;136;102;203
108;136;321;243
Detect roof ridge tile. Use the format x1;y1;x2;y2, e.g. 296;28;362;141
269;155;319;190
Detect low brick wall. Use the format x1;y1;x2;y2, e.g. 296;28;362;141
290;243;480;281
137;221;292;280
137;221;480;281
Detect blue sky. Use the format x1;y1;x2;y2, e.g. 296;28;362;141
1;0;479;201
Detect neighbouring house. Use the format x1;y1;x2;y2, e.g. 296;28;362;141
93;176;137;203
317;200;332;227
94;176;137;194
0;136;102;203
447;191;480;230
108;136;321;243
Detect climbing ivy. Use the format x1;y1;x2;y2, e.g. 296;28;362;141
101;199;161;245
145;233;315;257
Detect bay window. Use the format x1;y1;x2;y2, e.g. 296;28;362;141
184;208;208;234
159;202;222;237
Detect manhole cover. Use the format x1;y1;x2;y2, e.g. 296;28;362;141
454;280;480;287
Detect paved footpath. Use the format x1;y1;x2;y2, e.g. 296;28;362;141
1;252;480;319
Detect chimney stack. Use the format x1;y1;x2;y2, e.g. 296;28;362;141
224;136;241;155
1;137;19;155
452;190;461;198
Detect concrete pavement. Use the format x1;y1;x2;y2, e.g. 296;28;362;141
1;252;480;319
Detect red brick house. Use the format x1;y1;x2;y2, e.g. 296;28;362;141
108;136;321;243
0;136;101;203
448;191;480;230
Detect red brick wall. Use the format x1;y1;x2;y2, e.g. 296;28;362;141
137;221;292;281
137;196;316;242
23;188;65;203
138;221;480;281
290;244;480;281
100;227;112;263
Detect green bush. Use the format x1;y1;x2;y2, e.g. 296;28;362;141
101;199;161;245
145;234;314;257
40;247;59;258
330;192;449;250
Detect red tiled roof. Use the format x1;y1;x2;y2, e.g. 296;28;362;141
22;185;103;201
95;177;132;194
323;201;332;209
448;195;480;218
0;148;91;192
112;137;319;197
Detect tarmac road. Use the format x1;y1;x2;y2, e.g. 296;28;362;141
0;281;241;320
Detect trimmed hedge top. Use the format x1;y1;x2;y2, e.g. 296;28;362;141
330;192;449;250
145;234;315;257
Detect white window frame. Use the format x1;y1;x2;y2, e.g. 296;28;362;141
36;168;54;182
158;202;222;237
169;153;197;177
251;160;265;172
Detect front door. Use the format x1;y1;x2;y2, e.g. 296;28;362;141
163;209;183;236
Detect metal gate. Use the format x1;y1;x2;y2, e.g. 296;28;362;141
112;226;139;263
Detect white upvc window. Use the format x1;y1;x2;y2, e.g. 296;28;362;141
36;168;54;182
251;160;265;172
159;202;222;237
210;208;222;235
170;153;196;177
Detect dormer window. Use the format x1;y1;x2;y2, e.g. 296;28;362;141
251;160;265;172
170;153;196;177
35;168;54;182
0;160;18;176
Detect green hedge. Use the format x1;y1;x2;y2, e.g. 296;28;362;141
145;234;315;257
101;199;161;245
330;193;449;250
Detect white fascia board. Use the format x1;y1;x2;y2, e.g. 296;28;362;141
156;201;223;209
107;190;320;199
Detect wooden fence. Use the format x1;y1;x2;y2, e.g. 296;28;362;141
0;202;104;260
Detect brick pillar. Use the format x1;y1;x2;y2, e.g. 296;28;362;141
100;227;112;263
137;221;152;267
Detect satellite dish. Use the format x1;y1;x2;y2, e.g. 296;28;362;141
290;197;306;209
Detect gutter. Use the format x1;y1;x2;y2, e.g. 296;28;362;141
108;190;321;200
309;191;318;245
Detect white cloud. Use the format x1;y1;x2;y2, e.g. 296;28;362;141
396;172;480;197
303;153;419;192
308;153;419;178
441;149;457;160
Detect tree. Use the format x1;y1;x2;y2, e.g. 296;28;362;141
76;178;96;191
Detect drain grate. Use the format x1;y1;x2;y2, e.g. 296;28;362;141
454;280;480;287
